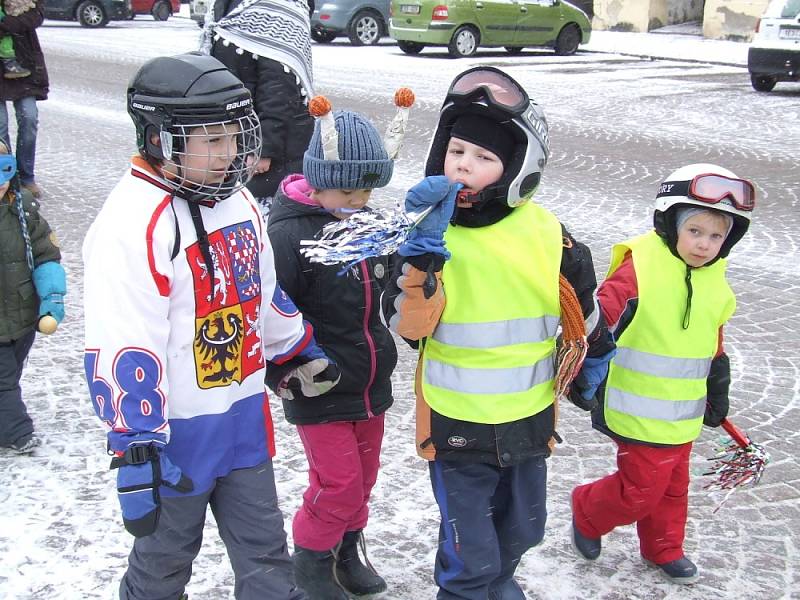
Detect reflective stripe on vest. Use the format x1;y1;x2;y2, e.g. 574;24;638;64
421;202;563;425
603;231;735;445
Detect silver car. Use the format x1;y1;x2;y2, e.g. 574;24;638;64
311;0;391;46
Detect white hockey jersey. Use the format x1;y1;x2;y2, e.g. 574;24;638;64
83;158;310;494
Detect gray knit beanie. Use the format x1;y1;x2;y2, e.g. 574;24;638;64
303;110;394;190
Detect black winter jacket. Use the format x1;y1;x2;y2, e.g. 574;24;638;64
267;181;397;425
211;0;313;198
0;0;48;101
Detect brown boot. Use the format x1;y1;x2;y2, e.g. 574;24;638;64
22;182;42;199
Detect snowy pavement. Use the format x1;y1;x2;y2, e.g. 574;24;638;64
1;15;798;600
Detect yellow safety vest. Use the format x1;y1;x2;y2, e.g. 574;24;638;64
421;202;562;424
604;231;735;444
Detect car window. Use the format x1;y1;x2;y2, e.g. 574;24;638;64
765;0;800;18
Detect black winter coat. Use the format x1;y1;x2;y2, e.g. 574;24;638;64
211;0;313;198
267;186;397;425
0;0;48;101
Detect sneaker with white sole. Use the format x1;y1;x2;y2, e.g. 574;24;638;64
9;435;41;454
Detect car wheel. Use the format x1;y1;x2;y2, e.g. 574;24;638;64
398;41;424;55
311;30;337;43
750;74;777;92
196;18;205;27
151;0;171;20
448;25;479;58
77;0;108;27
554;24;581;56
347;10;383;46
505;46;523;55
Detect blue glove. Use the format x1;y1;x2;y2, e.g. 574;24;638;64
111;443;194;538
398;176;461;258
568;349;617;411
33;261;66;323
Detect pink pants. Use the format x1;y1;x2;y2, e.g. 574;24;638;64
572;440;692;564
292;415;385;551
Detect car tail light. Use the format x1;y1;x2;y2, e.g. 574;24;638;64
432;5;448;20
389;4;393;16
755;18;761;33
321;13;330;20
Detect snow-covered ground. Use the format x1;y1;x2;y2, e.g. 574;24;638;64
1;13;798;600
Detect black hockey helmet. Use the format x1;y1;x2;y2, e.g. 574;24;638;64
127;52;261;202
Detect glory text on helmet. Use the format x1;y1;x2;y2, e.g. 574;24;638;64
424;66;550;211
654;163;755;261
127;52;261;203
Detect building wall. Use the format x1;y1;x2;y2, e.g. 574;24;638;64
593;0;770;39
703;0;769;41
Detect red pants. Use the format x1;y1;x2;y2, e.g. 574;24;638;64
292;415;385;551
572;440;692;564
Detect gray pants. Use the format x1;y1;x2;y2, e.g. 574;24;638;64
120;461;306;600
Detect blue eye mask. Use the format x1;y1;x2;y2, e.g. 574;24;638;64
0;155;17;184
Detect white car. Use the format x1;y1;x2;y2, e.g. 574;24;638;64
748;0;800;91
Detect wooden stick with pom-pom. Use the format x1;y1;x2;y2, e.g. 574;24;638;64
308;96;338;161
384;87;415;159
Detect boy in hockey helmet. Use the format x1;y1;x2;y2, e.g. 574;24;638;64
382;66;615;600
571;164;755;585
84;53;339;600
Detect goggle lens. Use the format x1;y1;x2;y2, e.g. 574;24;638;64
690;174;755;211
0;155;17;184
450;68;528;111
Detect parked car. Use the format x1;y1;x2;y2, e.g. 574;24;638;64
311;0;391;46
748;0;800;92
190;0;208;26
130;0;180;19
389;0;590;58
43;0;131;27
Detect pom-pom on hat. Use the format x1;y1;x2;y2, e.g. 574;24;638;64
450;114;515;167
304;101;394;191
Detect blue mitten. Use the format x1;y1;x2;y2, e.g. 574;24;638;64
568;349;617;411
33;261;66;323
111;443;194;538
399;176;461;258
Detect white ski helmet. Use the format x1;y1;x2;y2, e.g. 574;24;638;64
654;163;755;261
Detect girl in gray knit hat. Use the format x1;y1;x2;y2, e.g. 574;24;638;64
265;91;413;600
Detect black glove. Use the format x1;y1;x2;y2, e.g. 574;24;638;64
704;353;730;427
110;444;194;538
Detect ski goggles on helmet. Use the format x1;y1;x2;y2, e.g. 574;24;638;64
448;67;529;115
0;154;17;184
657;173;755;211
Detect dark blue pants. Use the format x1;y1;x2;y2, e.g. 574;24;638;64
429;457;547;600
0;330;36;447
0;97;39;185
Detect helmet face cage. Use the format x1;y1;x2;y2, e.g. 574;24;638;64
159;110;261;203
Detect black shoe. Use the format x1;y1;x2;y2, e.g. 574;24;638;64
644;556;699;584
571;518;601;560
335;530;387;596
293;544;349;599
3;59;31;79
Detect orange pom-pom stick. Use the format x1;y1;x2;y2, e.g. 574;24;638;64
394;88;415;108
308;95;332;118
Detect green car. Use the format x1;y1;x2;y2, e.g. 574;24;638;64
389;0;591;57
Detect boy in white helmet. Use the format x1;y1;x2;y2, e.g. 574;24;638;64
570;163;756;584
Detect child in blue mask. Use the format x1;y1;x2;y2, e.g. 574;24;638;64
0;140;65;454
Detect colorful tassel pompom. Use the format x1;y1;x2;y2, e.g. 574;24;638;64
308;95;332;118
554;274;588;400
394;87;415;108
